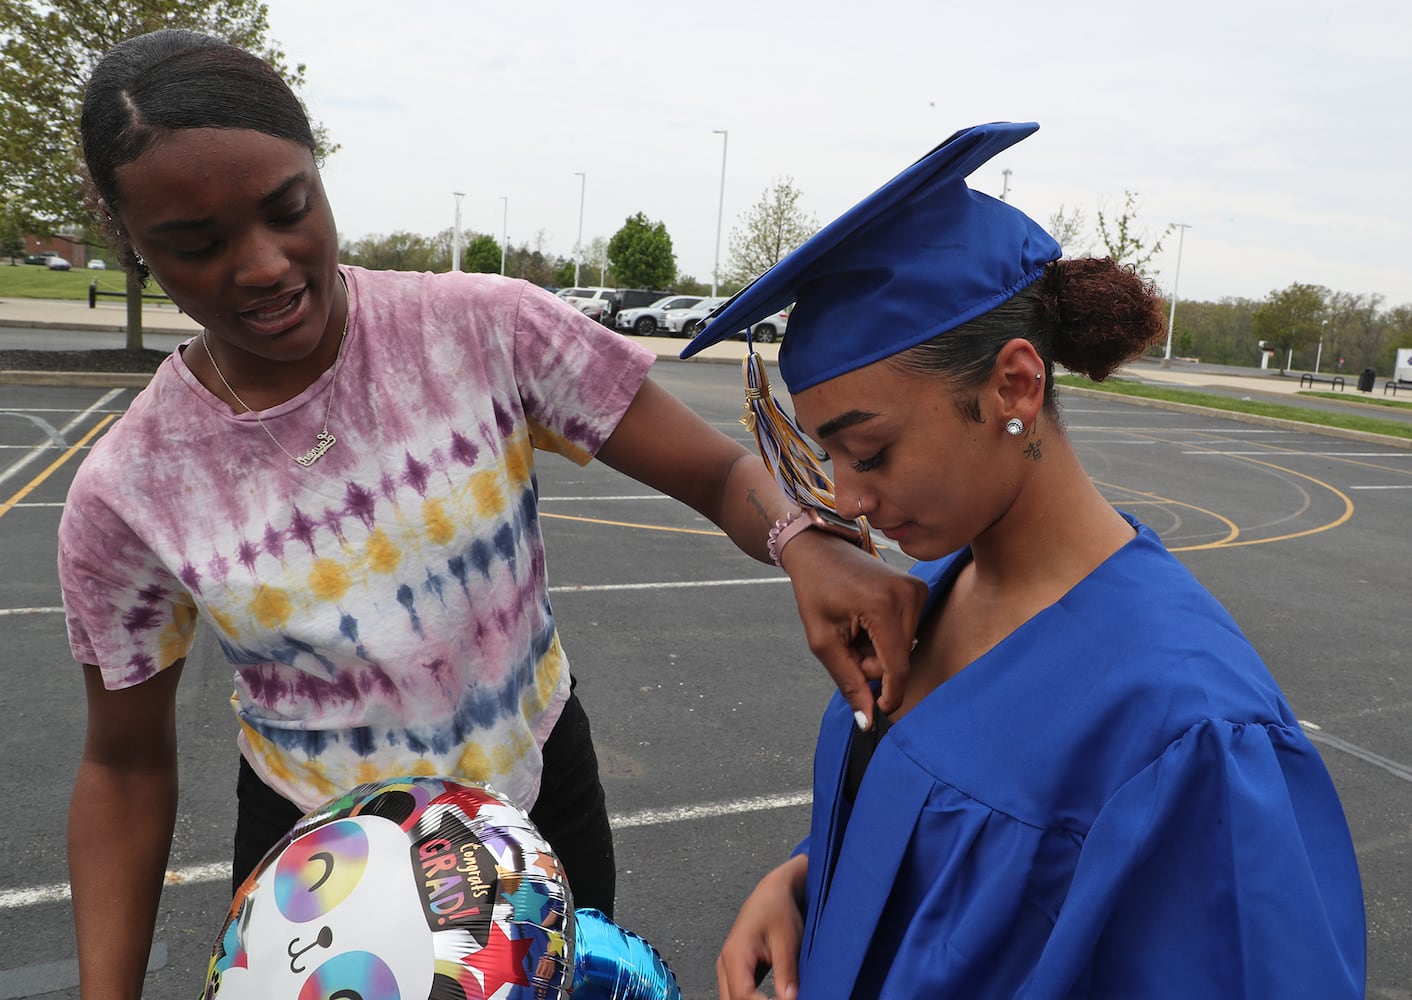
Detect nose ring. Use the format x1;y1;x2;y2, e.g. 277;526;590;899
856;497;864;515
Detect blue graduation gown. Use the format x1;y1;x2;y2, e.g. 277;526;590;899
797;519;1365;998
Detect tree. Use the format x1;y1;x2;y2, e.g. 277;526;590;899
582;235;614;286
1046;205;1090;256
607;213;674;290
1326;291;1385;373
0;0;332;345
0;201;25;263
340;231;440;272
1095;190;1171;279
463;233;503;275
1251;282;1328;374
726;177;818;286
504;229;561;288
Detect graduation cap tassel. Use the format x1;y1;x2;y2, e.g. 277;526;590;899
741;353;877;557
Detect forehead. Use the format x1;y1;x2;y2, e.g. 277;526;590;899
792;358;923;436
112;127;315;214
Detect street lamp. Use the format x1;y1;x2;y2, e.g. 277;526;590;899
1316;319;1326;374
999;168;1012;202
499;196;508;276
451;191;466;273
573;172;586;286
1162;223;1191;364
712;129;728;297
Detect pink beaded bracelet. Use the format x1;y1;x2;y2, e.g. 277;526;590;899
767;510;814;567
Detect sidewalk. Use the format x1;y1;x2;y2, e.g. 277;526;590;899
0;295;1389;405
0;295;201;335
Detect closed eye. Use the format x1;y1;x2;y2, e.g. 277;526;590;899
272;202;312;226
852;451;885;473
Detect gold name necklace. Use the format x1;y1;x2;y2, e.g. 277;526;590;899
202;276;350;467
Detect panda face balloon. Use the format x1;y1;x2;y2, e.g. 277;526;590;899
204;777;573;1000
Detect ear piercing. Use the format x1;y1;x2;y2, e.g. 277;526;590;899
1005;418;1024;436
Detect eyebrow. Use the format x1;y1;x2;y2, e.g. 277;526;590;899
815;409;879;440
147;171;310;233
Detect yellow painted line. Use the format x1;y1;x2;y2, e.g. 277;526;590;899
0;414;116;520
1093;479;1241;545
1092;424;1356;550
1172;453;1354;550
540;511;726;537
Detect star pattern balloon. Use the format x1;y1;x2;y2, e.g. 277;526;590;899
203;775;679;1000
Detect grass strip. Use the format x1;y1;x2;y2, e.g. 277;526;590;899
1058;374;1412;441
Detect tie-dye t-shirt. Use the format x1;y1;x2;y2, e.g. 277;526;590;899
58;267;656;811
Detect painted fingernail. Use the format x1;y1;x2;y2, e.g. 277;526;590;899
854;709;871;732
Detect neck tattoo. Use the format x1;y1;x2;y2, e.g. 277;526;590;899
202;275;350;467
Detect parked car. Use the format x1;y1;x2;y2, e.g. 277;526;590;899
615;294;704;336
662;297;727;338
25;251;63;265
87;259;107;269
746;307;790;344
557;286;616;322
45;255;72;271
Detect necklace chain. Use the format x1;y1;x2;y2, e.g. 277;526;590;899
202;276;350;467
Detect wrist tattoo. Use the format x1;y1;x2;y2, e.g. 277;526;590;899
746;487;771;525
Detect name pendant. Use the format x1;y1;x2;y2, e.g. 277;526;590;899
295;431;337;467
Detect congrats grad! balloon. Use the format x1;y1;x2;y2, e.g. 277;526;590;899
203;776;680;1000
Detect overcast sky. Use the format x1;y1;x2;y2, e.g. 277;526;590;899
264;0;1411;308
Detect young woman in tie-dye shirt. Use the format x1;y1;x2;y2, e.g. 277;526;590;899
61;29;925;997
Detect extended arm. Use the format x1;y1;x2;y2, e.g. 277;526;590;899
69;661;183;1000
594;377;926;716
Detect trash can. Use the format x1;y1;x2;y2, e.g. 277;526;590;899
1358;367;1377;393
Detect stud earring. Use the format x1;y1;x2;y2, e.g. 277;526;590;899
1005;418;1024;436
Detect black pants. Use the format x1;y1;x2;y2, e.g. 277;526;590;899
231;691;617;916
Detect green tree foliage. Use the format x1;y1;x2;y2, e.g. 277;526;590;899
1158;297;1259;365
1326;290;1386;374
463;233;503;274
341;231;442;272
726;177;818;285
1095;191;1171;279
1251;282;1328;374
607;213;675;290
1;0;331;348
0;201;26;263
0;0;331;232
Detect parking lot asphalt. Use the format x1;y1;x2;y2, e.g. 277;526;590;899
5;295;1412;448
5;332;1412;995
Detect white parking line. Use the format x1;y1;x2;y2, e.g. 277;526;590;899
0;389;122;488
0;790;811;911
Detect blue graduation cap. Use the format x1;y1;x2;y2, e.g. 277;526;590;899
680;121;1062;392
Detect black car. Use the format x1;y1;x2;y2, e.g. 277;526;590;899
603;288;669;324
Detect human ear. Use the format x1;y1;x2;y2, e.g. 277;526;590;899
991;338;1046;431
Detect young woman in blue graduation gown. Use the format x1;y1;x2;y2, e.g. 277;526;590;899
692;123;1366;999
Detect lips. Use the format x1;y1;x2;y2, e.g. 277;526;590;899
241;287;309;336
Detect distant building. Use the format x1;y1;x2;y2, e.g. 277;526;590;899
20;233;88;267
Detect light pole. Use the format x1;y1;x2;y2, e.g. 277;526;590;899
499;196;508;276
573;172;586;286
451;191;465;273
712;129;728;296
999;168;1012;202
1316;319;1326;374
1162;223;1191;364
